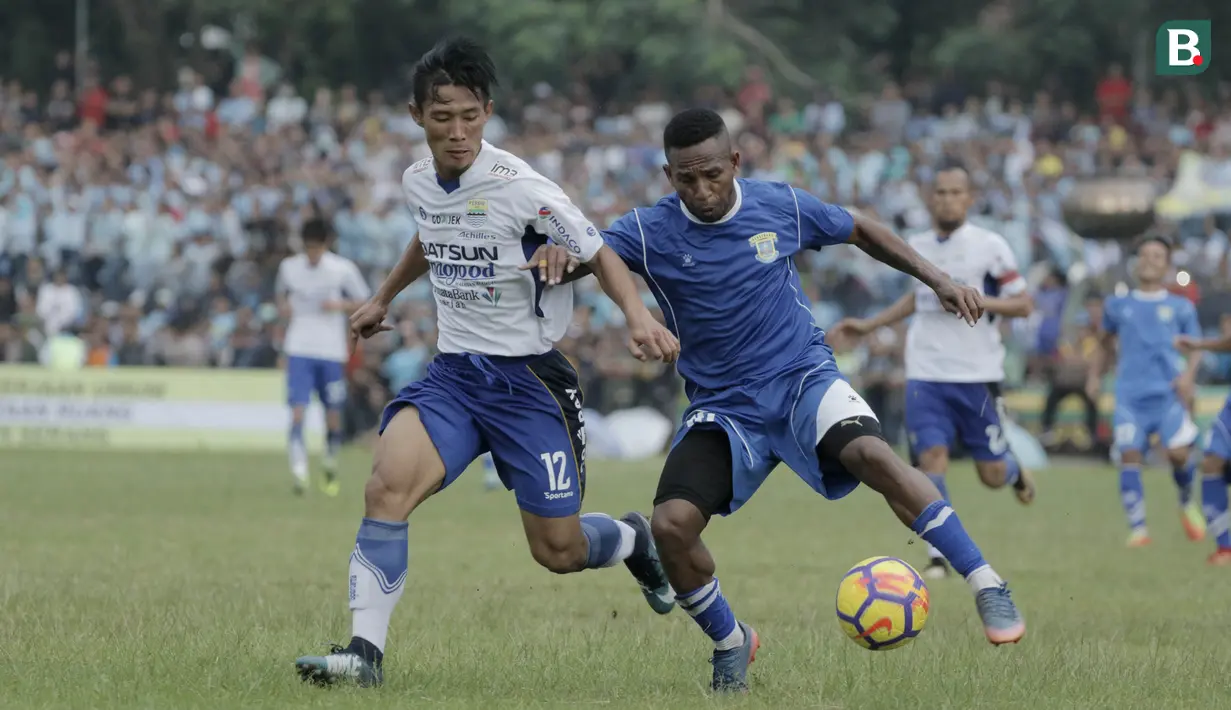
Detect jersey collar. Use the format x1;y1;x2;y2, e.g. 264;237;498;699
680;180;743;225
935;222;968;243
1131;288;1168;301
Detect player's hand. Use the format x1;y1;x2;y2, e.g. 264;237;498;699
348;299;392;351
626;310;680;364
832;318;874;340
519;244;580;286
1174;335;1202;356
933;279;984;326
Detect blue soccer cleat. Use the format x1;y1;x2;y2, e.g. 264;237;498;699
619;512;675;615
295;644;383;687
975;583;1026;645
710;621;759;693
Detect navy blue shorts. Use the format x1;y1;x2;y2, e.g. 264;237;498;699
905;380;1008;461
287;356;346;409
380;350;586;518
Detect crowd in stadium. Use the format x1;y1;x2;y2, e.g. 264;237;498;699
1;57;1230;439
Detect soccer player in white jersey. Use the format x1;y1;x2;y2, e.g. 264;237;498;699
294;37;681;688
835;165;1036;579
276;218;371;496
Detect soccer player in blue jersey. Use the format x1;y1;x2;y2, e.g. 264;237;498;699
533;108;1025;692
1176;332;1231;564
1087;236;1205;548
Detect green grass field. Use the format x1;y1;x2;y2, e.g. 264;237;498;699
1;449;1227;709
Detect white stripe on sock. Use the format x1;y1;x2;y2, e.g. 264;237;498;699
715;623;745;651
920;505;953;536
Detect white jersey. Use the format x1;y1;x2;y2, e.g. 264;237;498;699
403;141;604;356
904;223;1026;383
277;252;371;362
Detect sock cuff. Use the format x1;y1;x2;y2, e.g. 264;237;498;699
677;579;719;607
359;518;409;539
1121;467;1142;474
910;499;950;535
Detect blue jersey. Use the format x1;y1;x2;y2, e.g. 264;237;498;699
603;179;854;392
1102;290;1200;403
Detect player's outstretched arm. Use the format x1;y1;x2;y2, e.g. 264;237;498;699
982;292;1034;318
833;291;916;340
587;245;679;364
847;214;984;326
1177;332;1231;354
349;235;429;347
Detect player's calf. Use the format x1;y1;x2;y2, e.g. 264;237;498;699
827;432;1025;644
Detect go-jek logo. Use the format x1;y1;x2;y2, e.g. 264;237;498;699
1156;20;1211;75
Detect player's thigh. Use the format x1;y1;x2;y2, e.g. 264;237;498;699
1112;403;1150;456
653;425;737;540
950;384;1013;486
792;373;881;501
478;351;587;520
285;356;314;407
314;359;348;410
904;380;956;460
371;379;482;517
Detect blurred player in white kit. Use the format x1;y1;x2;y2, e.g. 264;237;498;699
836;164;1036;578
276;218;371;496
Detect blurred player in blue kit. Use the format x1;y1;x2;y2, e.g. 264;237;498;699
1087;236;1205;547
294;37;681;688
276;218;370;496
1175;332;1231;564
537;108;1026;693
835;165;1037;580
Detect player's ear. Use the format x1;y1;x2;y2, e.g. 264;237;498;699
661;163;672;182
731;150;741;172
408;102;423;127
483;100;493;118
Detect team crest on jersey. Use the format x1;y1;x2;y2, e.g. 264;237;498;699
1158;305;1173;322
748;232;779;263
466;199;489;227
538;206;552;220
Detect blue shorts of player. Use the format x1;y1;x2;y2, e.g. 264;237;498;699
1113;392;1198;454
671;354;877;516
904;380;1008;461
380;350;586;518
287;356;346;409
1202;395;1231;461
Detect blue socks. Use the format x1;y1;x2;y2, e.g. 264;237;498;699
326;428;343;466
678;579;745;650
1203;473;1231;549
1003;455;1022;487
911;500;1001;591
349;518;409;653
1120;467;1146;531
1174;463;1195;506
579;513;636;569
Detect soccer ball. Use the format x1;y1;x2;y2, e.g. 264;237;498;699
835;556;929;650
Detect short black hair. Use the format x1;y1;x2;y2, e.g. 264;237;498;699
301;217;330;245
663;108;728;153
1133;233;1173;259
411;36;498;108
936;158;969;175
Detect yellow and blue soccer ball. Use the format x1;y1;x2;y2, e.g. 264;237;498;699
835;556;929;650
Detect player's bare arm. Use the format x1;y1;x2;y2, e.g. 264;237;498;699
981;291;1034;318
833;291;916;339
1177;332;1231;353
350;234;429;344
588;245;680;364
847;214;984;326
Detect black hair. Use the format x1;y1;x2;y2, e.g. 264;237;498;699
411;36;498;108
936;158;970;176
301;217;329;245
663;108;728;153
1133;233;1173;260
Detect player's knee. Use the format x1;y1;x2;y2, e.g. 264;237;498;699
975;460;1009;488
651;499;706;553
527;533;587;574
1119;449;1144;465
290;406;306;425
1166;448;1190;469
916;446;948;474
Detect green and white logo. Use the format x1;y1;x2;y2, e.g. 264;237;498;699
1155;20;1211;75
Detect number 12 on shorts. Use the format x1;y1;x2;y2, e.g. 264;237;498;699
540;451;572;492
